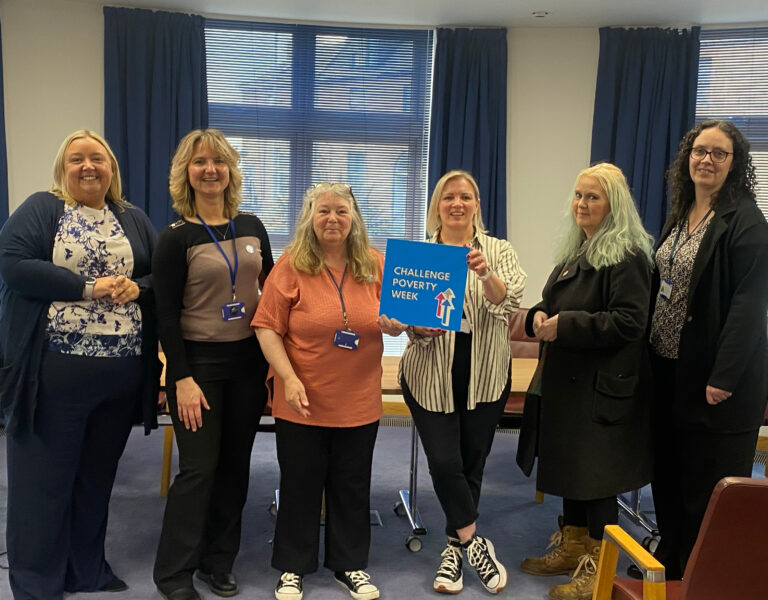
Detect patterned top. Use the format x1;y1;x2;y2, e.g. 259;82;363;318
650;219;711;359
399;230;526;413
46;203;141;357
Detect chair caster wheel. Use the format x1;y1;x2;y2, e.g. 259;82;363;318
406;535;422;552
394;501;406;517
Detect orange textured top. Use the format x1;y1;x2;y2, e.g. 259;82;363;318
251;251;384;427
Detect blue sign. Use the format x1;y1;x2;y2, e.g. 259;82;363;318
379;239;468;331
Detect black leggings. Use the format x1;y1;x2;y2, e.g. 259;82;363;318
562;496;618;540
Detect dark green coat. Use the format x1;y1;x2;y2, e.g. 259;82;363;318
521;250;653;500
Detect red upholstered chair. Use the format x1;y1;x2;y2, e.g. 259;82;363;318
509;308;539;359
593;477;768;600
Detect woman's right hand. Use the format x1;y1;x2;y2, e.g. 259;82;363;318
412;326;446;337
175;376;210;431
284;375;310;418
532;311;549;338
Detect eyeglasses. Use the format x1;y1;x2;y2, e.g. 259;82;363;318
309;182;358;205
690;147;733;163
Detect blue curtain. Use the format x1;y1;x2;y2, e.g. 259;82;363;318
104;7;208;231
429;28;508;238
590;26;700;238
0;18;9;227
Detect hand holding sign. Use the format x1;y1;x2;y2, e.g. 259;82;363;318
379;239;468;331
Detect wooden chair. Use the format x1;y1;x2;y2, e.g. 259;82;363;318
593;477;768;600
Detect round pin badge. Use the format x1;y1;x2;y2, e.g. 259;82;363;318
245;244;255;253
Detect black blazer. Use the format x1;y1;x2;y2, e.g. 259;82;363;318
652;195;768;432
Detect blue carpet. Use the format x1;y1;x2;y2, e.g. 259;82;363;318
0;423;763;599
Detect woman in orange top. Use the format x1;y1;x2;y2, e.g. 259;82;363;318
252;182;405;600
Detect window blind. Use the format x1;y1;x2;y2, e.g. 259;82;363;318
697;27;768;218
205;19;434;355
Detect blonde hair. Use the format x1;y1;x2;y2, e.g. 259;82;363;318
169;129;242;218
554;163;654;269
426;170;487;237
286;182;378;282
50;130;127;209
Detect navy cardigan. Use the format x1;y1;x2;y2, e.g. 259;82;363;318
0;192;161;435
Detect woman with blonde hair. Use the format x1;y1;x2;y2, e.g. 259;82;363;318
253;182;403;600
518;162;654;600
152;129;273;600
0;129;159;599
395;170;526;595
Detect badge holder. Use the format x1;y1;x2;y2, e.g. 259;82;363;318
333;328;360;350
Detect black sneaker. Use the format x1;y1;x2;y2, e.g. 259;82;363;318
464;535;507;594
333;570;380;600
275;572;303;600
434;541;463;593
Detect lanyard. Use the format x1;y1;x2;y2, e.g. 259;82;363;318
668;207;712;268
326;265;349;328
197;215;239;300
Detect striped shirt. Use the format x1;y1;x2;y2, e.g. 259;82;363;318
399;230;526;412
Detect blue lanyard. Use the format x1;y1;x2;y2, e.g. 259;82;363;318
668;208;712;268
326;265;349;328
197;215;239;300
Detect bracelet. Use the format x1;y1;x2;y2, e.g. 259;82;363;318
478;269;493;282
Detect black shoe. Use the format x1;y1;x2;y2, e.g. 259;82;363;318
99;576;129;592
626;563;643;580
196;570;239;597
157;587;202;600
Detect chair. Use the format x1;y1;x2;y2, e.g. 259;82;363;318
593;476;768;600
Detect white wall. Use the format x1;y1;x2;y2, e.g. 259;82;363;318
0;1;598;298
1;0;104;208
507;28;599;306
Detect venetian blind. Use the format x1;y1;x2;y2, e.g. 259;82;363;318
697;27;768;218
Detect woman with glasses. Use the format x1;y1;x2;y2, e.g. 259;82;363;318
517;163;654;600
648;120;768;579
252;182;404;600
395;170;526;596
152;129;274;600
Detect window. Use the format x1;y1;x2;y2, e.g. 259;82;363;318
205;19;434;355
697;28;768;218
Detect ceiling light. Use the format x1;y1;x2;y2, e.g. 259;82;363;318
532;11;550;18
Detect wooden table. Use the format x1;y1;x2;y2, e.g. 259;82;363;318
381;356;537;414
160;356;538;496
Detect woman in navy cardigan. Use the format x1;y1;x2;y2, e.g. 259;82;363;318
0;130;160;600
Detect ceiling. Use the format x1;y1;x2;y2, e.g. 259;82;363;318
88;0;767;28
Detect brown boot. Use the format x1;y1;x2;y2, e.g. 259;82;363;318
520;525;588;576
548;536;602;600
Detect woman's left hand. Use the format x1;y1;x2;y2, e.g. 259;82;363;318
706;385;732;405
537;314;559;341
378;314;408;337
111;275;140;304
466;248;490;279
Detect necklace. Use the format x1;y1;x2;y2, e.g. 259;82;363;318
210;222;230;240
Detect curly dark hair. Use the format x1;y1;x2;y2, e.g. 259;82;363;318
666;119;757;224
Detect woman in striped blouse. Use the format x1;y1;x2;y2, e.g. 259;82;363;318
398;170;526;595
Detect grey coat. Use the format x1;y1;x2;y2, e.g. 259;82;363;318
520;249;653;500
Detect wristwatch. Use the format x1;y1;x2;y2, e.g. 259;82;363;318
83;277;96;300
478;269;494;282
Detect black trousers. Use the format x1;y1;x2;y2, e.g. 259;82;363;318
271;418;379;574
6;351;142;600
562;497;618;540
154;339;268;592
650;352;759;579
402;332;510;538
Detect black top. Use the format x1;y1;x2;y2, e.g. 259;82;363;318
152;213;273;382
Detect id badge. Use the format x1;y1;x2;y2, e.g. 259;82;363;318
659;279;673;301
333;328;360;350
460;318;471;334
221;301;246;321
